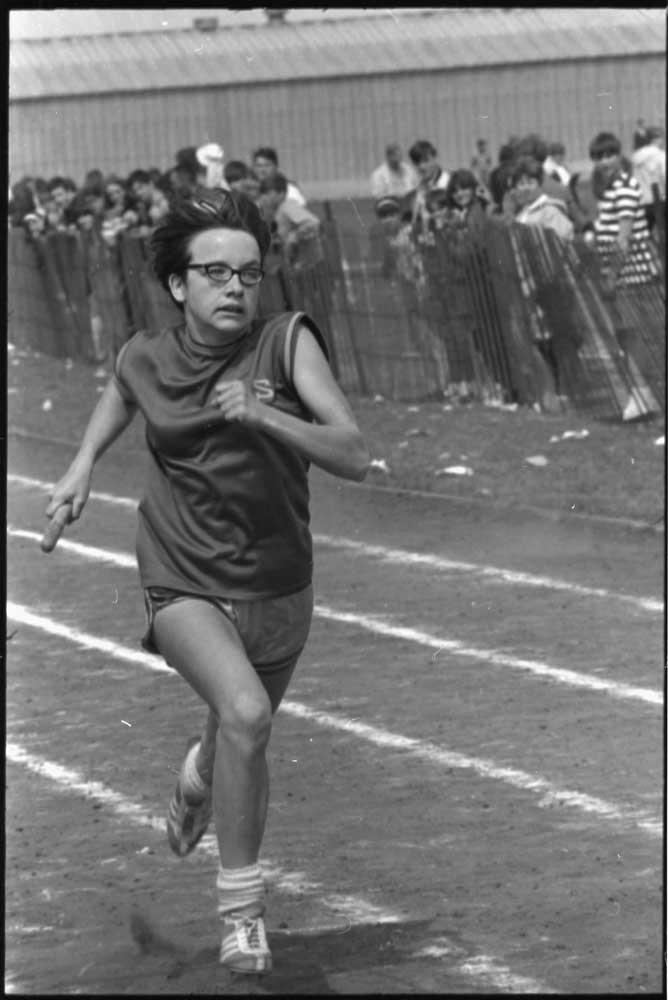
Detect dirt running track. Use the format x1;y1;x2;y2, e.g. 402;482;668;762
6;429;665;996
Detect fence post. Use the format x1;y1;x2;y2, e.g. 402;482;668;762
322;200;368;394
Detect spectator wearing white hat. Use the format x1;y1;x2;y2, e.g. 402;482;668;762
196;142;229;190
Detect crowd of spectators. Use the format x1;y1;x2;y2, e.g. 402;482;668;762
8;141;323;270
369;126;665;249
8;125;665;415
368;126;664;410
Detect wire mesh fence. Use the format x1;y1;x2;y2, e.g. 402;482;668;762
7;204;665;423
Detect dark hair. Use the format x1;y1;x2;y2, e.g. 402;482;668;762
83;180;106;200
174;147;202;183
498;143;516;165
589;132;622;160
510;156;544;187
84;168;104;187
258;172;288;196
253;147;279;166
224;160;250;185
9;180;36;225
150;188;271;303
445;169;478;201
548;141;566;157
374;195;401;219
408;140;437;165
515;133;548;165
127;169;152;188
68;189;98;222
47;175;73;193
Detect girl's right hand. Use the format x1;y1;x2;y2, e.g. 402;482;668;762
42;461;92;551
46;461;92;522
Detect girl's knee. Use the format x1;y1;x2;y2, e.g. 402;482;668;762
216;691;272;754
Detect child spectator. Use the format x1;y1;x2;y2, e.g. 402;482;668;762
408;139;450;238
370;143;418;199
470;138;493;189
488;143;517;214
224;160;252;193
510;157;574;241
589;131;658;287
252;147;306;206
631;126;666;232
258;173;321;270
196;142;228;189
47;176;78;229
444;169;490;231
543;142;571;186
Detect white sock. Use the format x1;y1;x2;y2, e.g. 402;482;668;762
217;863;266;920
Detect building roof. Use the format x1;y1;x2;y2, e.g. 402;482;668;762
9;8;438;39
9;7;666;101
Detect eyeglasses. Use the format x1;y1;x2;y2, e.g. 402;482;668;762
185;262;264;286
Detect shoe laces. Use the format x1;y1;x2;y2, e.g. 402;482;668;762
236;916;268;953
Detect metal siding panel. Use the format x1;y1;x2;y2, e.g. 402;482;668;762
8;55;666;192
10;9;666;99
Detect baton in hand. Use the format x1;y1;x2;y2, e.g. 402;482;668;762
41;503;73;553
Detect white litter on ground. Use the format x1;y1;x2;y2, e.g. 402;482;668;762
525;455;548;467
549;429;589;443
435;465;474;476
369;459;391;473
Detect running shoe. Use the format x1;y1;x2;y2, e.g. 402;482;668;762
220;915;272;973
166;737;213;857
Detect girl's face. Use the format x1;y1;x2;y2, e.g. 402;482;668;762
149;190;170;224
106;183;125;205
169;227;263;342
452;186;474;208
514;175;541;206
240;176;261;202
594;150;621;183
26;215;45;236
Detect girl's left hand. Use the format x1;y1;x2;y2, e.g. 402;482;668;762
210;380;265;427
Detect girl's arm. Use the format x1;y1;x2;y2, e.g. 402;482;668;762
210;326;370;482
45;378;138;524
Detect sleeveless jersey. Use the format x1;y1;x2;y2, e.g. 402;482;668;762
113;311;328;599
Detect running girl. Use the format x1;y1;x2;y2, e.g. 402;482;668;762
43;188;370;974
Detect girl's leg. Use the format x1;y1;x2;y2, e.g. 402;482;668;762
153;597;272;868
195;649;298;784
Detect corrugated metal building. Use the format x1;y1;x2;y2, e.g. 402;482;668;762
9;7;666;198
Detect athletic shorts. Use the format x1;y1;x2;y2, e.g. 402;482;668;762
142;584;314;678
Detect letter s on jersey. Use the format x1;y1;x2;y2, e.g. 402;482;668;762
252;378;275;403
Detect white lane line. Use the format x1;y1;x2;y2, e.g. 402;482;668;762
7;603;662;840
314;533;663;614
314;605;662;707
8;473;661;614
7;529;662;708
5;740;403;928
6;741;553;995
8;474;138;510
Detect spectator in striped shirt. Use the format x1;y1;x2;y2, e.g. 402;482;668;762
589;131;658;290
589;131;661;421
